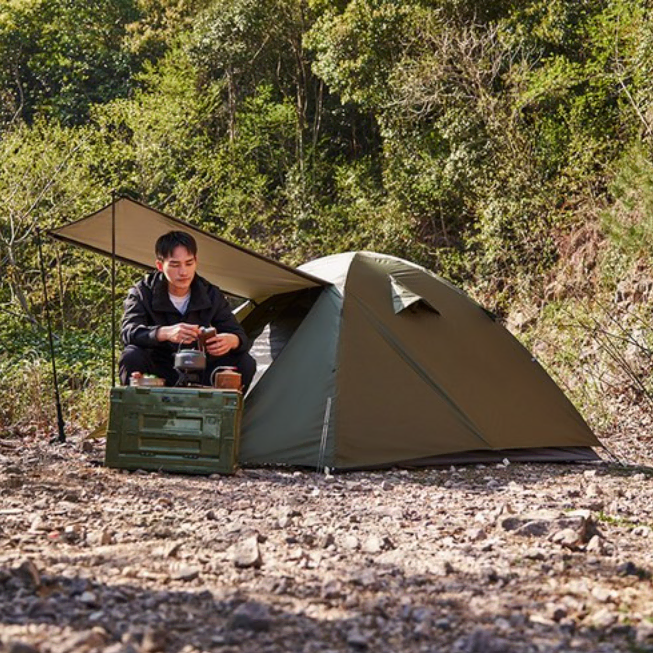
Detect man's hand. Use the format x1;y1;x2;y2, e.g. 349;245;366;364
156;323;201;344
205;333;240;357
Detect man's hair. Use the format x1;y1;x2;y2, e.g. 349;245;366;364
155;231;198;260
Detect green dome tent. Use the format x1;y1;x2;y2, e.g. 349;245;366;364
51;197;601;469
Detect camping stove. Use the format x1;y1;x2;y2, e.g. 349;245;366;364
174;348;206;386
173;327;215;386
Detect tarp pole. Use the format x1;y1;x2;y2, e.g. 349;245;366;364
36;227;66;443
111;190;117;388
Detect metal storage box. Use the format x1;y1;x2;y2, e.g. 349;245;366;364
105;386;242;474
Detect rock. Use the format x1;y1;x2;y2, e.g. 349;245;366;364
461;627;509;653
320;532;336;548
227;601;271;631
346;628;369;649
59;628;107;651
15;558;40;588
322;580;343;600
141;627;168;652
171;565;200;581
591;586;616;603
585;483;602;497
632;526;651;537
103;645;138;653
411;607;433;623
616;561;649;578
467;527;487;541
233;535;262;568
548;604;568;622
636;620;653;643
586;608;617;629
342;535;359;550
514;520;551;537
551;527;585;549
500;510;559;532
79;590;98;605
7;642;40;653
586;534;610;555
361;536;382;554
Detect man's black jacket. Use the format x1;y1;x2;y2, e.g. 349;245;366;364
120;271;249;355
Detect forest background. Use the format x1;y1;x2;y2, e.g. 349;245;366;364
2;0;653;447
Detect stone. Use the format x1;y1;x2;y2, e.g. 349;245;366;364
60;628;107;651
79;590;98;605
228;601;271;631
171;565;200;581
632;526;651;537
586;608;617;629
585;483;602;497
361;536;382;554
342;535;359;550
233;535;262;568
616;561;649;578
141;627;168;652
467;527;487;541
15;558;40;588
591;586;616;603
551;528;585;549
346;628;368;649
549;604;568;622
636;620;653;643
586;534;609;555
514;520;550;538
461;627;509;653
8;643;40;653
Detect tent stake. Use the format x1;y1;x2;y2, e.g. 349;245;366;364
36;227;66;443
317;396;332;472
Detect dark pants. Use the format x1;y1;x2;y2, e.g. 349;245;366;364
119;345;256;391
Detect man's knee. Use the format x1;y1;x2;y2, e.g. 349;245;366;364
118;345;153;385
238;352;257;391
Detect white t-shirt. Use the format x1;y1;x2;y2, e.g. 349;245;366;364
169;292;191;315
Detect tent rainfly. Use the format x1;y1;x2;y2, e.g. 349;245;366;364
51;197;602;469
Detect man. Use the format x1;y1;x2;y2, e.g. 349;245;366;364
119;231;256;389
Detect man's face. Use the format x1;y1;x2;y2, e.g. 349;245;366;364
156;245;197;296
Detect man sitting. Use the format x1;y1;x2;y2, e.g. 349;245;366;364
118;230;256;389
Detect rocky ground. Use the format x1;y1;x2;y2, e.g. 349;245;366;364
1;427;652;653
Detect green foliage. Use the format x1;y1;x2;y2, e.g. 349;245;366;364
0;0;145;126
2;0;653;431
602;145;653;261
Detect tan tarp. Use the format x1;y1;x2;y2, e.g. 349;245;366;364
49;196;326;301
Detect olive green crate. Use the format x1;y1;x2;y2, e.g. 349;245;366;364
105;386;242;474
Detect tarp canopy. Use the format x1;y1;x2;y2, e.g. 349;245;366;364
49;196;327;302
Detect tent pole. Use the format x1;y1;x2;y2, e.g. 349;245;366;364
111;190;117;388
36;227;66;443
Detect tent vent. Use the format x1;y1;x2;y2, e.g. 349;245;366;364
389;275;439;315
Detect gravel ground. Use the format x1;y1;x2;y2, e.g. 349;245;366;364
1;426;652;653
